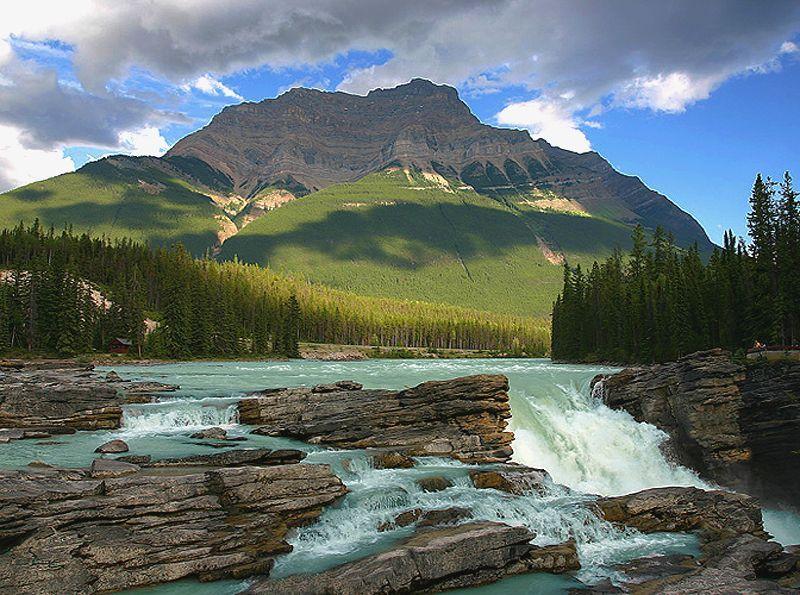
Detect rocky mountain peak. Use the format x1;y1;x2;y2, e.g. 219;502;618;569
163;79;713;249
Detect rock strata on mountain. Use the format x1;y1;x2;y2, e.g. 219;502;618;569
166;80;711;250
0;463;347;593
593;349;800;507
240;374;514;463
247;522;580;594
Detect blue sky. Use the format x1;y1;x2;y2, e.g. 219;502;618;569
1;1;799;244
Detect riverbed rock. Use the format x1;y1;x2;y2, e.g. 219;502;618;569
190;426;228;440
595;486;766;542
593;348;800;507
378;507;471;532
312;380;364;393
242;375;514;463
470;465;551;495
94;439;129;453
105;370;124;382
142;447;306;468
0;367;124;430
89;458;140;478
372;451;415;469
0;463;347;593
123;380;180;394
416;475;453;492
248;522;580;594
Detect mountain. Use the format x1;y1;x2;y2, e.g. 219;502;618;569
0;79;714;316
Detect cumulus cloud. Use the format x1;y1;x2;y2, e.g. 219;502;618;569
496;98;592;153
183;75;243;100
118;126;170;156
1;0;799;155
0;125;74;191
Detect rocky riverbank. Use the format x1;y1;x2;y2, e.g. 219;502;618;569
0;362;177;439
592;348;800;507
239;375;514;463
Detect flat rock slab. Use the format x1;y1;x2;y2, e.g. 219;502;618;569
140;447;306;467
0;463;347;593
0;368;124;430
595;486;766;542
241;374;513;464
248;522;580;594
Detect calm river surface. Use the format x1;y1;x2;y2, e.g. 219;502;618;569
4;359;798;594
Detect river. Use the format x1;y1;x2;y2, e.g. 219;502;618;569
3;358;798;593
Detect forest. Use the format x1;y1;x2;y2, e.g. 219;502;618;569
0;222;549;358
552;172;799;363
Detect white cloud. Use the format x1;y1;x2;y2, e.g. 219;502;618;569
780;41;799;54
618;72;720;113
183;74;243;100
0;125;74;191
496;98;592;153
117;126;170;156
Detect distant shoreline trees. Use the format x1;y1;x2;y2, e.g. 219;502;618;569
0;222;548;358
552;171;799;363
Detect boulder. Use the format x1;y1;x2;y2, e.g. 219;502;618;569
372;451;415;469
378;507;471;532
248;522;580;594
470;465;550;495
105;371;124;383
594;349;800;507
242;375;514;464
595;486;766;542
0;367;124;430
416;476;453;492
190;426;228;440
89;458;140;478
94;439;129;454
0;463;347;593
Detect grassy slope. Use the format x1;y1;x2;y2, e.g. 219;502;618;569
0;159;222;255
220;170;634;317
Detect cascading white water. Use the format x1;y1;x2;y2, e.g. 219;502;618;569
120;398;239;434
509;375;705;496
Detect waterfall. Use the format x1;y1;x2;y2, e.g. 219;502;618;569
121;399;239;434
509;375;705;496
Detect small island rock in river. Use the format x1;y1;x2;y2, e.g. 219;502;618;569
240;374;514;463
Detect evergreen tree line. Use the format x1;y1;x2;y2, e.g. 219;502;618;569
0;222;549;357
552;172;799;363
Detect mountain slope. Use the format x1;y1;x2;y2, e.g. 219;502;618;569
0;156;228;255
220;169;635;316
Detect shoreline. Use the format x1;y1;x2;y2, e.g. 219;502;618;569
2;343;547;368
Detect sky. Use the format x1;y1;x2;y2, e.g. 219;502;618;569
0;1;798;243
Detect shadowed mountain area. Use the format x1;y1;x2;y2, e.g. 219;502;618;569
0;79;714;315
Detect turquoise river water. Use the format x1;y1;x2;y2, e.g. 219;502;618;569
3;358;798;594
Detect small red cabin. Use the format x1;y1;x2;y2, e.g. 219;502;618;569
109;338;132;354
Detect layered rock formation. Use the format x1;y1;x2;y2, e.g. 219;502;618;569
591;486;800;593
593;349;800;506
165;80;711;250
248;522;580;594
595;486;767;541
0;366;124;430
239;375;514;463
0;463;347;593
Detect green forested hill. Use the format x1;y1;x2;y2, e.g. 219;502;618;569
0;157;225;255
220;170;635;316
